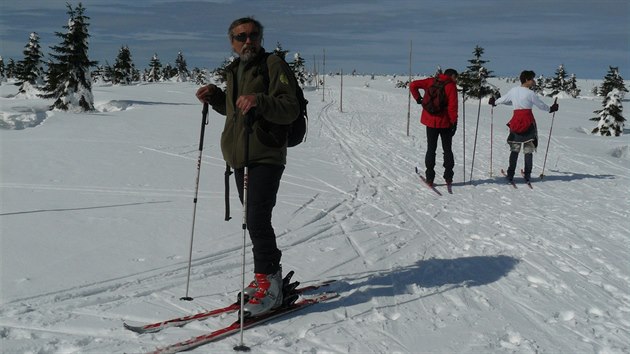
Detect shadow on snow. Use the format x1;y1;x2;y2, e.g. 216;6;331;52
468;171;615;185
308;255;520;311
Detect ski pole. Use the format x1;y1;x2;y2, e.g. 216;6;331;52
461;89;466;184
540;97;558;179
490;105;494;177
469;93;482;183
469;69;487;183
181;102;209;301
234;110;254;352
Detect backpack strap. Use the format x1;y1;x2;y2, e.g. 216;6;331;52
260;52;272;94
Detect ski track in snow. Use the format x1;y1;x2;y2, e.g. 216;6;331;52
1;78;629;353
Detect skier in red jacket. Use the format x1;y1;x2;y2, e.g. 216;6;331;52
410;69;459;185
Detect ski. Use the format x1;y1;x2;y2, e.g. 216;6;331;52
520;169;533;189
124;272;335;334
146;292;339;354
415;167;442;196
500;169;517;189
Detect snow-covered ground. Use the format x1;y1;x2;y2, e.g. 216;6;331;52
1;76;629;353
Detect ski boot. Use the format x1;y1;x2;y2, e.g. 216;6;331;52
242;269;284;317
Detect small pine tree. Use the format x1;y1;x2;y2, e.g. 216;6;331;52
174;51;189;82
147;53;162;82
546;64;568;97
113;46;135;85
590;89;625;136
566;73;581;98
191;67;208;85
533;75;546;94
102;62;115;83
458;45;494;98
290;52;307;86
273;42;289;60
162;63;176;81
6;59;17;79
91;64;105;83
16;32;45;94
40;3;97;111
598;66;628;98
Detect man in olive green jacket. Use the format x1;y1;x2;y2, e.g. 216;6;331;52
195;17;299;317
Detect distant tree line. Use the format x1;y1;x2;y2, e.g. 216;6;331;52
0;4;625;135
0;3;311;112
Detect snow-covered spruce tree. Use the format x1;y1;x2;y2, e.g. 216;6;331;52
546;64;568;97
40;3;97;111
112;46;135;85
90;64;106;83
533;75;547;94
598;66;628;99
273;42;289;61
6;59;18;79
162;63;176;81
290;52;307;86
591;89;625;136
147;53;162;82
191;67;208;85
458;45;494;98
174;51;189;82
102;62;115;83
566;73;581;98
16;32;45;94
591;86;599;96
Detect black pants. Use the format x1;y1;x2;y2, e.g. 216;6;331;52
234;164;284;275
425;127;454;182
507;151;533;179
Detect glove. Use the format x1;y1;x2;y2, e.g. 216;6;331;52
196;84;218;103
488;97;496;106
450;123;457;136
549;103;559;113
416;96;423;105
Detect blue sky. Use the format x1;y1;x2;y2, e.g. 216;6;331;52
1;0;628;79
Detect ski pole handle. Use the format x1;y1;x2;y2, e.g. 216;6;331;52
202;101;209;120
198;103;209;151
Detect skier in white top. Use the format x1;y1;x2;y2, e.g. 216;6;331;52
489;70;559;182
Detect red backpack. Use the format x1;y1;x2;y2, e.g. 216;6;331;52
421;79;448;115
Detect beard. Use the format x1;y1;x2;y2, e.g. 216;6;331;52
240;45;260;62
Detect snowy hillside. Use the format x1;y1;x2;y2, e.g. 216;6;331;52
1;76;629;353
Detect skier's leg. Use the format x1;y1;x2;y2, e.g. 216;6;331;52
425;127;439;183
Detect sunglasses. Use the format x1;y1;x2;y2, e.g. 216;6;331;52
232;32;260;43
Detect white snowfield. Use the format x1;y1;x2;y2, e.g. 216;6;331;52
1;76;629;353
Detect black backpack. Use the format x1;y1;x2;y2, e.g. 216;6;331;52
422;79;448;115
261;53;308;147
